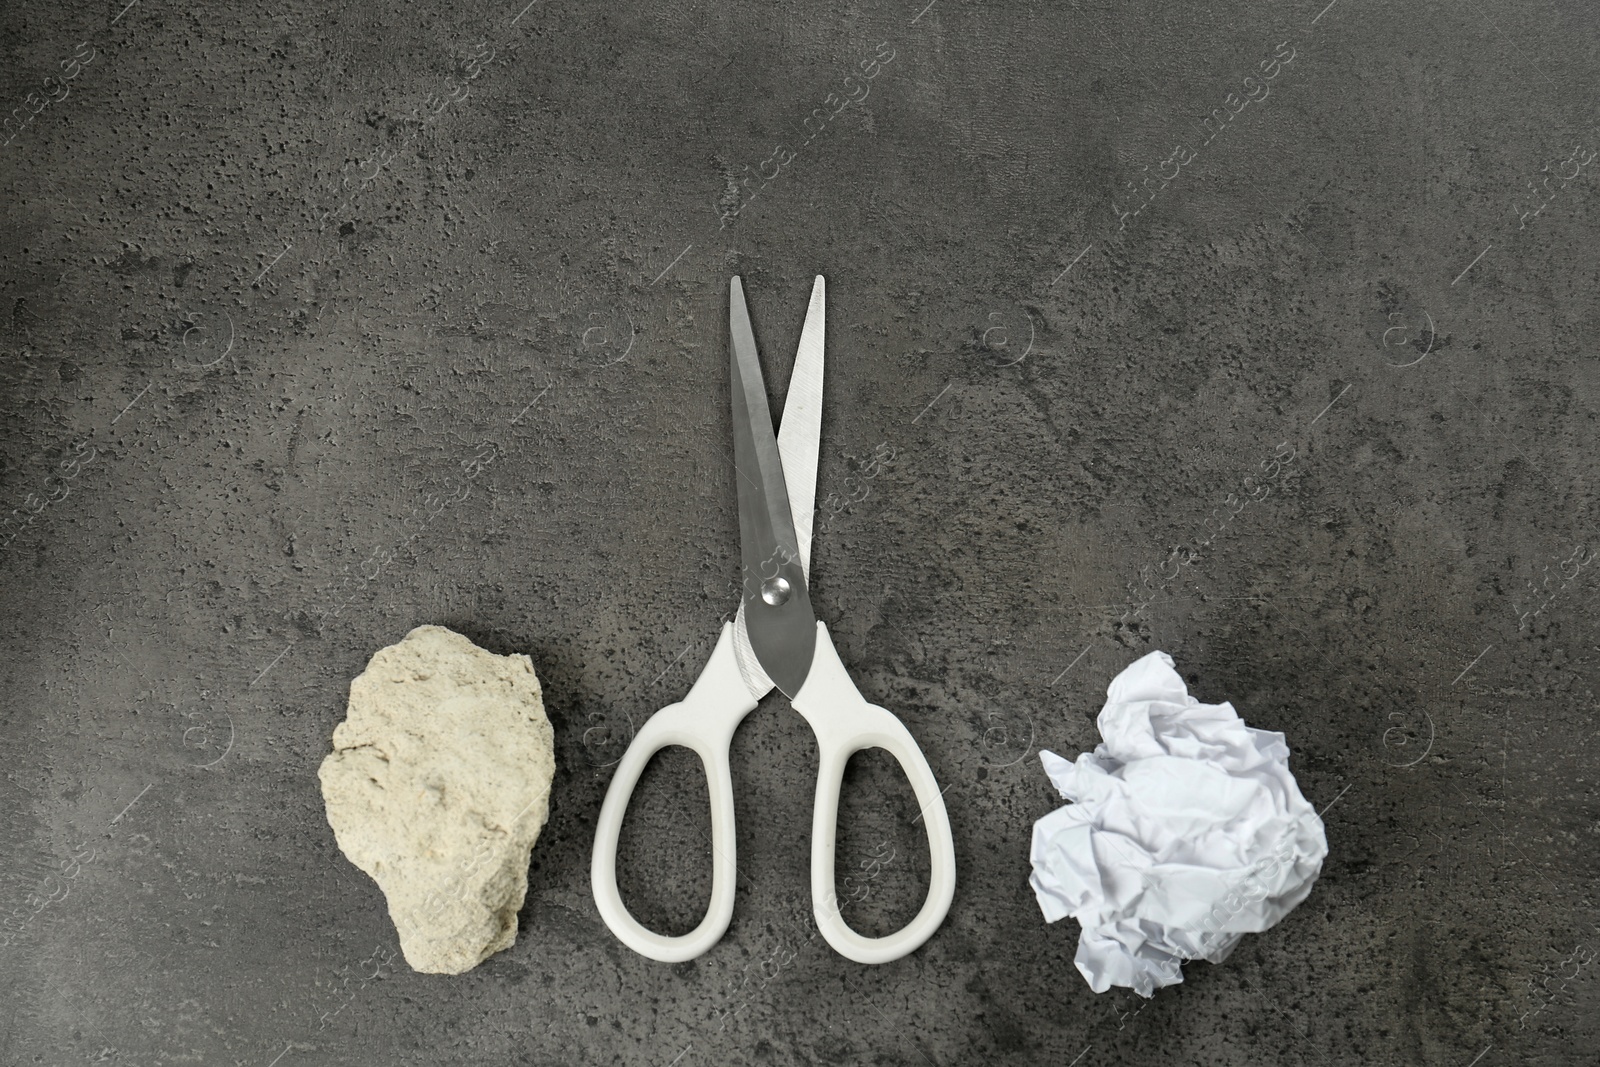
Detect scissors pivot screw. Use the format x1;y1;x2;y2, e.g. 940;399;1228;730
760;576;793;606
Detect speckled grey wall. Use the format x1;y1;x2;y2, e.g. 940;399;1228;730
3;0;1597;1064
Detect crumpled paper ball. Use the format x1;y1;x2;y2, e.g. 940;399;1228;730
1029;650;1328;996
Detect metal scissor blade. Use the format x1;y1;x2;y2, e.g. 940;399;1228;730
777;275;825;578
730;277;817;698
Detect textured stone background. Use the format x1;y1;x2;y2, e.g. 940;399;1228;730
2;0;1597;1064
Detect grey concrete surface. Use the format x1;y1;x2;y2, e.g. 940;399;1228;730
2;0;1598;1064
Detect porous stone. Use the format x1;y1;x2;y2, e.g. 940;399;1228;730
318;624;555;974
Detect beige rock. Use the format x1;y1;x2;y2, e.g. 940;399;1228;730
318;625;555;974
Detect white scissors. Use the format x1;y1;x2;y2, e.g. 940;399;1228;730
591;275;957;964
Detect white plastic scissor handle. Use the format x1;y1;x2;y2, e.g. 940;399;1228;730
590;623;758;962
590;621;957;965
792;622;957;964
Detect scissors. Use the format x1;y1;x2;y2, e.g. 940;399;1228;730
591;275;957;965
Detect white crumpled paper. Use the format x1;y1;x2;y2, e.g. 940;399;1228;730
1029;650;1327;996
